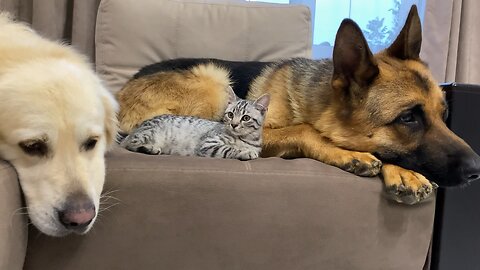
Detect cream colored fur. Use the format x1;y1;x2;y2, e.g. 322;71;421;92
0;13;118;236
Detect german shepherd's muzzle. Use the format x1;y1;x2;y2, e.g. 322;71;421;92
376;119;480;187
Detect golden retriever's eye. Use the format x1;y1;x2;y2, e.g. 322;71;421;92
83;138;98;151
19;140;48;157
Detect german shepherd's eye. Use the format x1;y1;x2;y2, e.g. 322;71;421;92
241;115;251;121
83;138;98;151
397;110;418;125
226;112;234;119
395;105;425;132
19;140;48;157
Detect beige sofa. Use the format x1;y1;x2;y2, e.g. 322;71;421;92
1;1;435;269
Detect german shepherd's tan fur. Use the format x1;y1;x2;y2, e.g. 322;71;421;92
117;6;480;204
117;64;231;132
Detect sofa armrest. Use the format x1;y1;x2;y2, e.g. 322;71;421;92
0;160;28;270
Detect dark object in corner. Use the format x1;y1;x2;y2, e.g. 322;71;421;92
432;83;480;270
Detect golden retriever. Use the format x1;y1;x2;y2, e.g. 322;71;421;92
0;14;117;236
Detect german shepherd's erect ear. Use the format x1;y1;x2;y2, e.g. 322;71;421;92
386;5;422;60
331;19;379;93
331;5;422;93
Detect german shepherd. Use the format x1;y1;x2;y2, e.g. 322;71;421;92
116;6;480;204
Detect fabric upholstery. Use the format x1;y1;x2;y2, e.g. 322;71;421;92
423;0;480;84
0;160;28;270
95;0;312;93
71;0;102;60
0;0;101;61
23;147;435;270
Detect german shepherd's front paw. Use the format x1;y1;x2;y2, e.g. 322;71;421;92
382;164;439;205
338;152;382;177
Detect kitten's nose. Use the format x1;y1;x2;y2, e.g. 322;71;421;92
231;124;238;129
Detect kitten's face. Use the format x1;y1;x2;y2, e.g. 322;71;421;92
223;100;266;136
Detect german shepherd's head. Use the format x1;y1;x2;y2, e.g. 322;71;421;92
329;5;480;187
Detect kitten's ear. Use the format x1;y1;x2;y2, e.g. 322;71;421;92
226;86;237;104
254;94;270;115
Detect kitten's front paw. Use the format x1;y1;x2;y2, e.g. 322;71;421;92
126;144;161;155
238;151;259;161
136;146;161;155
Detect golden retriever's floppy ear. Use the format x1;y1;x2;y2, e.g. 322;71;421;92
100;88;119;148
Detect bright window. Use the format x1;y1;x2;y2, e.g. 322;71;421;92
246;0;426;58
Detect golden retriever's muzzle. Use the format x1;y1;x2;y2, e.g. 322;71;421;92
57;193;96;234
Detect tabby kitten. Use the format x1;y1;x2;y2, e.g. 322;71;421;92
119;87;270;160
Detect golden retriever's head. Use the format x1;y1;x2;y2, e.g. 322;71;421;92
0;59;117;236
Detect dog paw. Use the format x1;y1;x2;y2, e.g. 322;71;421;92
382;164;438;205
339;152;382;177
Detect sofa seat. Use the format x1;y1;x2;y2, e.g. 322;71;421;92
23;146;435;270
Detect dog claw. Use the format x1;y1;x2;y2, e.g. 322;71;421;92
342;157;382;177
382;165;438;205
385;183;436;205
371;160;382;168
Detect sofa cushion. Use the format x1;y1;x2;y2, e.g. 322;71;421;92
95;0;312;93
24;147;435;270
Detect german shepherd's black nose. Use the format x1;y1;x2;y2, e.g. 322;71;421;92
460;154;480;182
407;146;480;187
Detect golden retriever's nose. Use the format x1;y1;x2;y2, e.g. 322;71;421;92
58;193;95;230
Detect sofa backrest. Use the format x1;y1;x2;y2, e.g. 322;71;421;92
95;0;312;93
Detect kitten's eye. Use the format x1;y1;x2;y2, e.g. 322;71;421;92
241;115;251;121
19;140;48;157
83;138;98;151
227;112;234;119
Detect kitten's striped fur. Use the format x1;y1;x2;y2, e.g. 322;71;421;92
120;87;270;160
